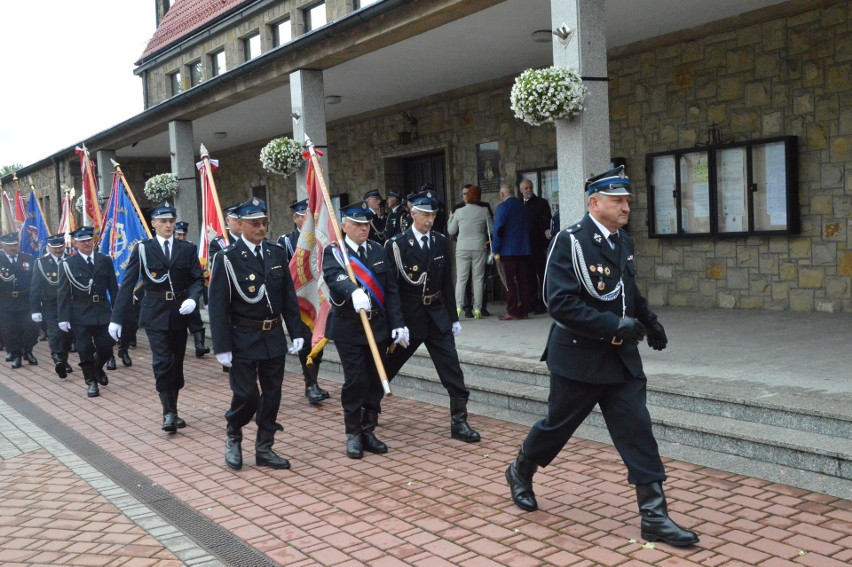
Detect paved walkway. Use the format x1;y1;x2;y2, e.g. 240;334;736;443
1;309;850;566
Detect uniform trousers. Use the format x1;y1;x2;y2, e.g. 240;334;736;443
521;370;666;485
298;345;323;378
527;251;547;310
72;324;114;366
384;324;469;400
0;307;38;356
146;328;189;393
227;354;285;433
188;307;205;334
119;303;140;350
336;341;385;415
43;300;73;356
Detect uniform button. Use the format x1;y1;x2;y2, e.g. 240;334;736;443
573;340;577;344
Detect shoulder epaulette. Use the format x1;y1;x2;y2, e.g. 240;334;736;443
564;221;584;235
267;240;284;250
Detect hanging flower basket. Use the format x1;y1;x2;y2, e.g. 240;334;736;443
510;66;588;126
260;136;304;178
144;173;180;202
74;195;84;214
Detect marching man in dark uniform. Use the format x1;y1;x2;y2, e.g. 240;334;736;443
504;166;698;547
364;190;386;243
381;191;405;241
384;190;481;443
57;227;117;398
110;203;205;432
175;220;210;358
208;202;243;267
208;198;306;471
31;233;74;377
277;199;330;405
0;232;39;368
323;202;407;459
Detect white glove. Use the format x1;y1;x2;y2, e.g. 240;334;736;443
108;322;122;341
352;288;371;312
58;321;71;332
179;298;197;315
31;313;42;323
391;327;410;349
216;352;233;368
452;321;462;336
288;337;304;354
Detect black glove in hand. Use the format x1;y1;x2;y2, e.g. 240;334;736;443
615;317;646;345
646;319;668;351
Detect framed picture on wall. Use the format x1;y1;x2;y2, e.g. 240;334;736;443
476;141;501;193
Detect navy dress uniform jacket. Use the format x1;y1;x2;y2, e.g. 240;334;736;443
30;255;65;312
57;253;118;326
385;229;458;340
542;214;657;384
0;252;35;311
208;238;304;358
111;238;205;331
277;229;299;262
322;240;405;346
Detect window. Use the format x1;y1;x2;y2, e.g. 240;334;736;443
354;0;380;9
304;2;327;31
272;18;292;47
646;136;799;238
187;61;203;87
210;50;226;77
168;71;182;96
243;32;261;61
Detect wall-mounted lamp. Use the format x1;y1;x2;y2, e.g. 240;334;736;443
399;112;418;145
325;95;342;105
530;29;552;43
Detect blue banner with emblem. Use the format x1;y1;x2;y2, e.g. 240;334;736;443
20;191;49;256
99;177;147;282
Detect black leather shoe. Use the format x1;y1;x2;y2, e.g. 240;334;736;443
225;426;243;470
11;357;22;369
361;410;388;454
38;331;48;342
54;360;67;379
255;430;290;469
25;351;37;365
506;449;539;512
119;351;132;367
97;370;109;386
162;412;178;433
5;353;13;362
480;308;491;317
195;346;210;358
176;417;187;429
64;362;73;373
305;384;328;405
464;310;474;318
637;482;699;547
87;382;100;398
106;356;117;371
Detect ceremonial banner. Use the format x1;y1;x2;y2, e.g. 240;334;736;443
99;173;149;282
75;145;103;231
197;144;226;280
290;150;336;346
1;191;16;234
20;191;50;256
13;188;26;232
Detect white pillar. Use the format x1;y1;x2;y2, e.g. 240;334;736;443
552;0;610;224
168;120;200;232
95;150;116;204
289;69;329;201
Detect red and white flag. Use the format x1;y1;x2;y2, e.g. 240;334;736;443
75;145;103;231
13;188;26;232
290;151;336;346
196;144;227;280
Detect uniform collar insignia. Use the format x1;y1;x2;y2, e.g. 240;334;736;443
593;233;602;243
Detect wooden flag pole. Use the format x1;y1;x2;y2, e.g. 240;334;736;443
111;159;152;239
200;144;228;246
305;136;392;396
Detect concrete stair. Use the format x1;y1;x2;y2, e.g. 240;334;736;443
289;343;852;498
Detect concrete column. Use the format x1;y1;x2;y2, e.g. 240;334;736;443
168;120;200;232
289;69;328;201
95;150;116;203
551;0;610;225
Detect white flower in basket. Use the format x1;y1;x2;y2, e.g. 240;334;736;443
144;173;180;203
74;195;84;213
260;136;304;178
510;66;588;127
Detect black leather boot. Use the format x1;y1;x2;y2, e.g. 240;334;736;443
194;330;210;358
505;447;539;511
11;355;22;369
174;388;186;429
25;350;38;365
53;354;67;378
118;348;132;367
450;397;481;442
159;391;177;433
303;364;329;404
82;364;99;398
5;353;13;362
63;355;73;374
255;429;290;469
106;355;117;370
95;356;108;385
344;412;363;459
225;425;243;470
361;409;388;454
636;482;699;547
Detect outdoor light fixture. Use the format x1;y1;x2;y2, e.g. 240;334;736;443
214;131;228;139
325;95;342;104
398;112;418;145
531;29;552;43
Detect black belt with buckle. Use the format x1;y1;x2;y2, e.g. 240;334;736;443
403;291;441;305
232;315;281;331
73;294;101;303
146;290;187;301
337;308;381;320
4;290;28;298
555;321;622;345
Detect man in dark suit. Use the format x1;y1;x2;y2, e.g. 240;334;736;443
208;198;306;471
505;166;698;547
207;202;242;268
384;190;480;443
364;190;386;243
492;183;531;320
30;234;74;377
381;191;405;241
323;202;407;458
57;227;117;398
174;220;210;359
277;199;330;405
520;178;552;314
110;203;205;432
0;232;39;368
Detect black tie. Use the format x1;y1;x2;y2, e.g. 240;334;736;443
11;256;17;264
357;245;366;263
87;256;93;267
608;233;619;250
255;245;264;269
164;240;171;263
421;235;429;250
